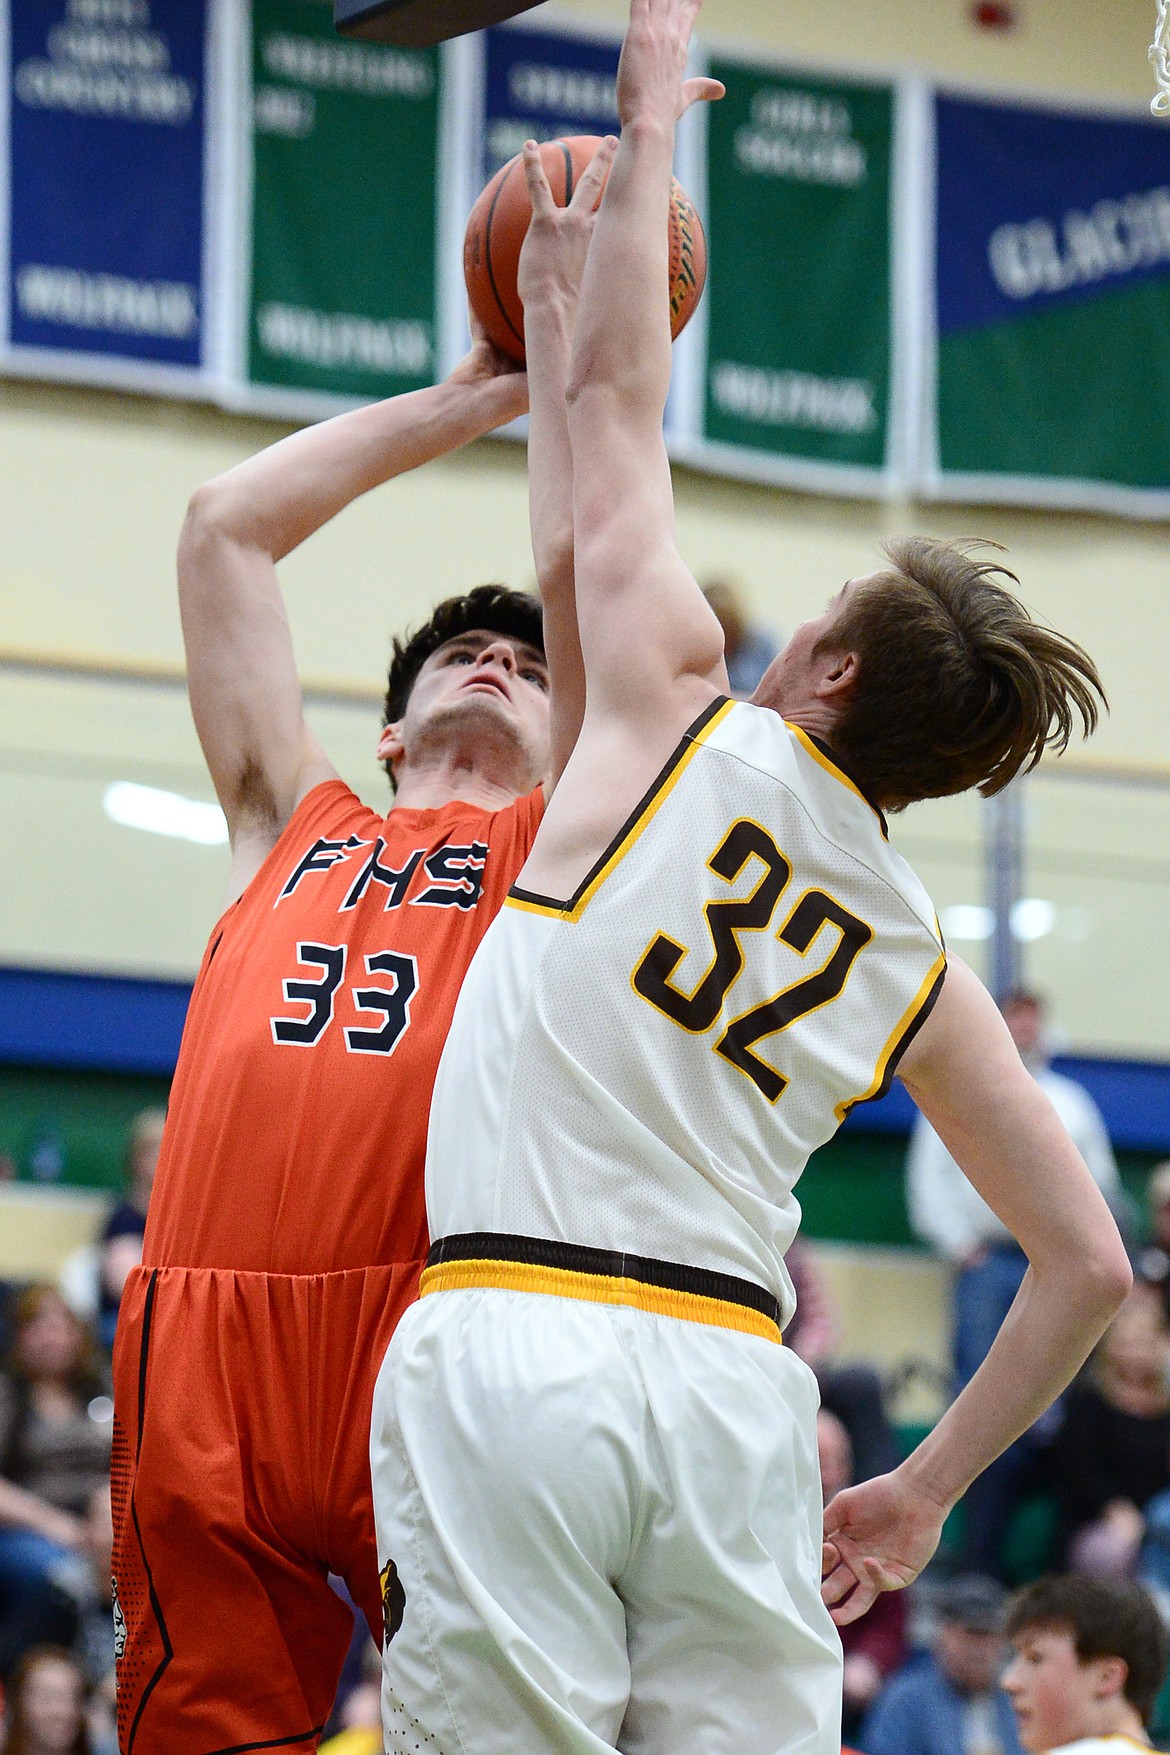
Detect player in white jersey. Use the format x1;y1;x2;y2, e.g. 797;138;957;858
369;2;1132;1749
1003;1576;1166;1752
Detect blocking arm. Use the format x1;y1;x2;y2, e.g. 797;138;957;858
563;0;726;721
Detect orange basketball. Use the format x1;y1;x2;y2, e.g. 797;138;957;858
464;134;707;365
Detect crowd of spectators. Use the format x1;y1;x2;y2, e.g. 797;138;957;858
4;979;1170;1751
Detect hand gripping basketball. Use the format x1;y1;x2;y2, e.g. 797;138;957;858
464;133;708;365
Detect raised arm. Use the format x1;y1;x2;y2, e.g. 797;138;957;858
821;957;1132;1623
563;0;726;720
178;345;527;897
517;137;615;788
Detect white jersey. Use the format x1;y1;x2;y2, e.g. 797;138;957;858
425;697;945;1324
1048;1740;1152;1753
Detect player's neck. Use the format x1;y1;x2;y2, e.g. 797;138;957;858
391;749;533;813
1067;1700;1151;1747
753;694;841;749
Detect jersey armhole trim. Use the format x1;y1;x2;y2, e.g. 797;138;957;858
834;951;947;1121
508;696;734;921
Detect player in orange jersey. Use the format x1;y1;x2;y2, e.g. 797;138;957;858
109;305;598;1753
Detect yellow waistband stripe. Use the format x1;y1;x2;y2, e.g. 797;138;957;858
419;1257;782;1344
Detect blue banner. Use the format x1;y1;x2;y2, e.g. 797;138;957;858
7;0;209;373
931;91;1170;506
936;94;1170;338
482;22;620;181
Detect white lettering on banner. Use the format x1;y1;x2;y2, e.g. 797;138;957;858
69;1;149;23
14;0;194;124
711;362;877;434
506;63;618;121
734;87;866;187
262;34;433;99
487;119;548;162
15;266;198;337
257;305;432;376
988;187;1170;299
254;85;316;137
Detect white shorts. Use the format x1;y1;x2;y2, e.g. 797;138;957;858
369;1276;842;1755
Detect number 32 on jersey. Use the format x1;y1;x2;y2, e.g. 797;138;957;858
632;819;872;1103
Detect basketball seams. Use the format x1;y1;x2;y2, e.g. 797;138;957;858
467;136;706;365
482;160;526;351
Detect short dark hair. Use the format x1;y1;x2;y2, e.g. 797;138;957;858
820;538;1106;812
1007;1575;1169;1723
381;584;544;788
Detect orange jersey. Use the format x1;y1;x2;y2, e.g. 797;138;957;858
144;780;543;1275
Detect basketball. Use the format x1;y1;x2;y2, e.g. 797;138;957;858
463;134;707;365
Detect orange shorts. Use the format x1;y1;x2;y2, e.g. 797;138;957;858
111;1260;421;1754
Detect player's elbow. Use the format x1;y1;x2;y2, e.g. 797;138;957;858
179;477;255;589
1085;1230;1134;1316
1046;1220;1132;1327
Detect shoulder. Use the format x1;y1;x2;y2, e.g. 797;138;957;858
223;778;382;915
1051;1742;1145;1754
500;786;545;839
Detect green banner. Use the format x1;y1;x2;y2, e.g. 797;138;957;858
701;62;894;480
247;0;440;400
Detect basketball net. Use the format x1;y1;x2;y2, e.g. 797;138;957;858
1152;0;1170;115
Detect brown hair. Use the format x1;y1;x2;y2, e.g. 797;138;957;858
7;1285;101;1400
5;1647;92;1755
381;585;544;789
1007;1576;1168;1723
819;538;1105;811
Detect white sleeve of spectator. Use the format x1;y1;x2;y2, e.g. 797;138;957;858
906;1115;987;1259
1041;1074;1123;1203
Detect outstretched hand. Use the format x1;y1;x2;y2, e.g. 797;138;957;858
517;136;617;316
821;1470;948;1625
616;0;723;131
446;310;528;419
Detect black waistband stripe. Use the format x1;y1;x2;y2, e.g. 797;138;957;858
425;1232;783;1327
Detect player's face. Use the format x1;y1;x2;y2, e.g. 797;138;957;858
1003;1627;1105;1751
381;629;551;782
752;574;874;720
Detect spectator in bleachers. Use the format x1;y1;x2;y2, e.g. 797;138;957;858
701;578;780;697
1137;1160;1170;1329
95;1109;165;1349
3;1645;93;1754
0;1289;111;1677
906;990;1126;1576
68;1485;114;1697
786;1238;899;1483
1052;1281;1170;1579
819;1409;908;1745
1003;1574;1167;1753
860;1574;1023;1755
